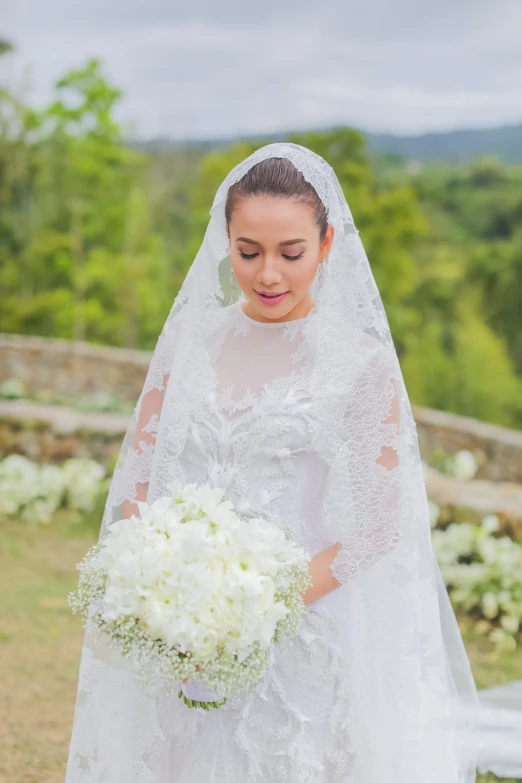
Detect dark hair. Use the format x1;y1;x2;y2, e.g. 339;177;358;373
225;157;328;241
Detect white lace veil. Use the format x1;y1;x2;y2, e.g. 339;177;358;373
67;143;491;781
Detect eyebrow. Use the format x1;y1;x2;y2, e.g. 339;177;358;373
235;237;307;246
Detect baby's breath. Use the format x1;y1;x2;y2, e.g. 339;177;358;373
67;482;311;707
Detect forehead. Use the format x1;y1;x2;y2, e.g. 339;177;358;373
229;195;317;237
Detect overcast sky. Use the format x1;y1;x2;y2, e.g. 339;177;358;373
3;0;522;141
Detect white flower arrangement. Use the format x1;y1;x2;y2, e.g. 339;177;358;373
68;481;312;709
60;458;106;513
432;519;522;649
0;454;106;524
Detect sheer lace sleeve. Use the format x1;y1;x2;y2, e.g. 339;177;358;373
120;384;168;519
119;318;178;520
328;343;402;584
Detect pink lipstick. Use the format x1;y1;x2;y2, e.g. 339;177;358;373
255;290;289;306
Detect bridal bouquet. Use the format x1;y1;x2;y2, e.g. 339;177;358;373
68;482;311;709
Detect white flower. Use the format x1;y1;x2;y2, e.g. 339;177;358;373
477;536;498;566
448;450;478;481
0;455;63;522
481;514;500;533
70;482;311;702
40;465;65;506
0;455;106;523
61;459;105;513
441;563;486;590
490;627;517;652
500;615;520;634
432;523;475;564
481;592;499;619
433;517;522;642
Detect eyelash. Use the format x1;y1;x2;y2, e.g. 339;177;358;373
239;251;304;261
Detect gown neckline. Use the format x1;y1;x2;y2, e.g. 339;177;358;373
236;299;317;329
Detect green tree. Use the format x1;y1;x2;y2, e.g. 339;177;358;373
0;59;172;347
398;156;522;425
0;40;14;56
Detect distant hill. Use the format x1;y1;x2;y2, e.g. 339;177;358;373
134;122;522;165
366;123;522;164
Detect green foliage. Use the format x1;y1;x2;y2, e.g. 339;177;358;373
0;40;14;56
0;59;172;348
2;61;522;428
402;305;522;426
397;155;522;426
468;238;522;375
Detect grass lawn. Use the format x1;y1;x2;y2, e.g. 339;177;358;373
1;515;521;782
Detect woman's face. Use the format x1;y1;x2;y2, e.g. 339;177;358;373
226;196;334;323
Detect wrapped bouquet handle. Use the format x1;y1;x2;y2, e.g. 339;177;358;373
180;679;226;710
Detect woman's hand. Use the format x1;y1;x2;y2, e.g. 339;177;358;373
301;543;342;605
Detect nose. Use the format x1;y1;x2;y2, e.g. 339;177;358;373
257;257;283;287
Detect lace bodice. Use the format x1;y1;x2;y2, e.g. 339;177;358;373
112;299;403;585
181;302;331;557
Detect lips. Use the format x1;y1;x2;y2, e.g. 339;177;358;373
255;290;289;306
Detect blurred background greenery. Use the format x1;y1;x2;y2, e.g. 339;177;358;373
2;48;522;430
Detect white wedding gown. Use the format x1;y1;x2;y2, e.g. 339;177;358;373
66;300;522;781
68;301;360;781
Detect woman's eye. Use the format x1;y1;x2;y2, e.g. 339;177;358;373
238;249;304;261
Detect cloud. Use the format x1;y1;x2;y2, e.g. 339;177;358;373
4;0;522;139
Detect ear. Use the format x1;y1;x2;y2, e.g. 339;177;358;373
320;224;335;257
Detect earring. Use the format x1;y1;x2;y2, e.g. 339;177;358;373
229;263;236;305
318;258;326;290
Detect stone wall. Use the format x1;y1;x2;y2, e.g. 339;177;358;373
0;400;128;467
2;332;522;483
0;333;150;404
3;398;521;539
414;406;522;484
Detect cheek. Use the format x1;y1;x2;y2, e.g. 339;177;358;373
232;255;319;289
286;260;319;288
233;263;254;287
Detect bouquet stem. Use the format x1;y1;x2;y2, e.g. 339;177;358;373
177;690;227;710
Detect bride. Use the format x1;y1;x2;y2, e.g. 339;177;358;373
65;143;521;781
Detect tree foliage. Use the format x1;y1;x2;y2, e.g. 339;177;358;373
1;61;521;427
0;59;172;348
